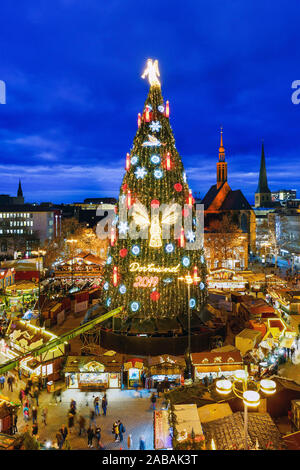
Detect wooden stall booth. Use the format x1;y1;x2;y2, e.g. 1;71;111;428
146;355;185;390
191;349;243;382
64;355;122;390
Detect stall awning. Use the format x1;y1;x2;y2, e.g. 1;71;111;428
279;337;295;349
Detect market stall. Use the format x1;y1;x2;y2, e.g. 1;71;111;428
64;355;122;390
191;349;243;381
0;396;19;435
147;355;185;389
123;358;144;388
5;281;39;316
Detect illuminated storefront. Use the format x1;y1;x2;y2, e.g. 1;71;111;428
64;356;121;390
123;358;144;388
191;350;244;381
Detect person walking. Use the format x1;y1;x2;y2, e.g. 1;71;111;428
150;392;157;410
56;431;64;450
41;407;48;425
32;406;38;424
12;414;18;434
94;396;100;416
32;422;38;437
0;375;5;390
78;415;86;436
139;436;146;450
68;410;75;432
118;420;126;443
7;375;14;392
87;426;94;448
33;386;39;407
95;425;102;448
23;405;29;422
60;425;68;443
102;394;108;416
90;409;96;427
112;421;119;442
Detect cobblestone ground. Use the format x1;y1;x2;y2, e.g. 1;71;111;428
4;377;157;450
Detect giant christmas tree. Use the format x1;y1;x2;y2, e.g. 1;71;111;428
103;59;208;325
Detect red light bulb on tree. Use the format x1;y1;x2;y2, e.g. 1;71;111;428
125;153;131;171
165;152;171;170
126;190;132;209
165;100;170;118
145;105;150;122
112;266;118;287
187;189;194;207
110;227;116;246
179;226;185;248
193;265;199;285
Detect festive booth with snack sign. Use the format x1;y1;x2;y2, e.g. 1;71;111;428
64;355;122;390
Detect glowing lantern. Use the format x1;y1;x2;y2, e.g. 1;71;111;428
112;266;118;287
260;379;276;395
216;379;232;395
165;100;170;118
243;390;260;408
137;113;142;128
150;290;160;301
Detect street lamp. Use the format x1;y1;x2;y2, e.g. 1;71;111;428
66;239;77;285
178;268;200;380
215;366;276;450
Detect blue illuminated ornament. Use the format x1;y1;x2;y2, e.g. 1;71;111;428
131;155;138;165
189;298;196;308
112;215;119;226
154;169;163;179
106;297;112;307
131;245;140;256
165;243;174;254
106;256;112;265
199;282;205;290
135;167;147;179
200;255;204;264
183;172;187;183
130;301;140;312
163;278;173;284
181;256;190;267
186;231;196;243
158;105;164;113
118;221;129;235
149;121;162;132
119;284;126;294
150;154;161;165
103;282;109;291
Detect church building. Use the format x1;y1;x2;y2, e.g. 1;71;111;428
202;129;256;270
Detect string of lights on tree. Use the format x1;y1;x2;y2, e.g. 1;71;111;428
103;59;208;321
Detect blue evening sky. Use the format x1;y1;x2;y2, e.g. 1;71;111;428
0;0;300;204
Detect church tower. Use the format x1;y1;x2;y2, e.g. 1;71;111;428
15;179;24;204
255;141;272;207
216;127;228;189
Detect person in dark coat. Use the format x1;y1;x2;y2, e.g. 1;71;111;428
118;420;125;442
32;423;38;436
102;394;108;416
87;426;94;448
95;426;102;448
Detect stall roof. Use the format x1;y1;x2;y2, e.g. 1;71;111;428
64;355;122;373
147;355;185;368
191;350;243;365
197;403;232;423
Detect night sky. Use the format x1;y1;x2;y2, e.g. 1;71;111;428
0;0;300;204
